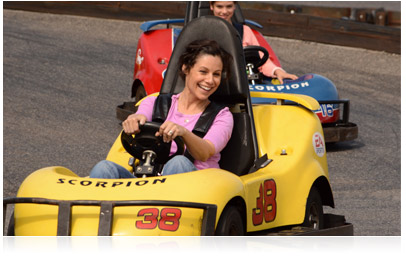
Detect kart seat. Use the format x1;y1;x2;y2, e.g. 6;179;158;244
160;16;257;176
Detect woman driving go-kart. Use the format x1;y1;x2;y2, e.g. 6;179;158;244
90;39;234;178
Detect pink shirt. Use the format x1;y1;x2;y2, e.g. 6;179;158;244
242;25;283;77
136;94;234;170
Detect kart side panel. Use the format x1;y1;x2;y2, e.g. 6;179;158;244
243;100;329;232
133;28;175;95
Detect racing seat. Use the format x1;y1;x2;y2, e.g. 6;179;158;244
160;16;258;176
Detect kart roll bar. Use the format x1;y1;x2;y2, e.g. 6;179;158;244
3;197;217;236
140;19;185;32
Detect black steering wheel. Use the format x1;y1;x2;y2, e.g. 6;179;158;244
121;121;185;165
244;45;269;70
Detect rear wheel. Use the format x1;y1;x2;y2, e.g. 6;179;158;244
215;206;244;236
303;187;324;229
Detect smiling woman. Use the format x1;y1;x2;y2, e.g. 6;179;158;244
90;39;234;178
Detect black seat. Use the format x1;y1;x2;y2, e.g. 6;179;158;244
160;16;258;176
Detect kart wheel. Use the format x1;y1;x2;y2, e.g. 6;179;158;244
134;84;147;103
215;206;245;236
303;187;324;229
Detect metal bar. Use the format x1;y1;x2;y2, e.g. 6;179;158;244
57;202;72;236
318;99;349;105
342;100;350;124
98;202;114;236
3;203;7;236
200;205;217;236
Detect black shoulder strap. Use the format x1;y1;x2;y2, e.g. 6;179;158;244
151;94;226;163
152;93;173;123
184;101;226;163
191;101;226;138
232;22;244;40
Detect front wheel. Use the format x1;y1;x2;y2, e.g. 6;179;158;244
303;187;324;229
215;206;245;236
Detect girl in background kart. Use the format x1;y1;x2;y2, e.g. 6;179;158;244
210;1;298;84
90;39;234;178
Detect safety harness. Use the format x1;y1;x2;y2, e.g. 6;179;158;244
152;93;226;163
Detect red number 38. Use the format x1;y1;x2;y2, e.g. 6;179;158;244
136;208;182;231
252;179;277;226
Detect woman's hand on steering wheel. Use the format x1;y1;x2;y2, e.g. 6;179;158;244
122;114;147;134
121;121;185;164
156;121;186;143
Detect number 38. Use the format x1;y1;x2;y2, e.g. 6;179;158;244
136;208;182;231
252;179;277;226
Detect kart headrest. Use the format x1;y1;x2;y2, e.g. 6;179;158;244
160;16;249;105
185;1;245;25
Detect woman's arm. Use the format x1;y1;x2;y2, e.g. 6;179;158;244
156;121;215;162
156;107;233;162
243;25;298;83
122;95;156;134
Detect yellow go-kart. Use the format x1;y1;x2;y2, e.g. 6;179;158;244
3;16;352;236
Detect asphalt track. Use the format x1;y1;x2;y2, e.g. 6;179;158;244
2;9;401;236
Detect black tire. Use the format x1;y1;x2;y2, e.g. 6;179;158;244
134;84;147;104
215;206;245;236
303;187;324;229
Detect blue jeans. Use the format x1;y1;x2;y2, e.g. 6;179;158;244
89;156;197;179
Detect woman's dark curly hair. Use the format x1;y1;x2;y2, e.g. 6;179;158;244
178;39;233;81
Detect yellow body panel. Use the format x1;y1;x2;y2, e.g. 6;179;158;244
13;93;330;235
242;102;329;232
15;166;244;236
250;92;320;111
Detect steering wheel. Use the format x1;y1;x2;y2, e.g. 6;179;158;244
121;121;185;165
244;45;269;70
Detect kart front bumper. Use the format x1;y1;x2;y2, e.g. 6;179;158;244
319;100;358;143
3;197;217;236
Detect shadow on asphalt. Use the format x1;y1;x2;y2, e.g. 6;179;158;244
326;140;365;152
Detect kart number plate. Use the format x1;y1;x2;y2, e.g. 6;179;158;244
136;208;182;231
252;179;277;226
